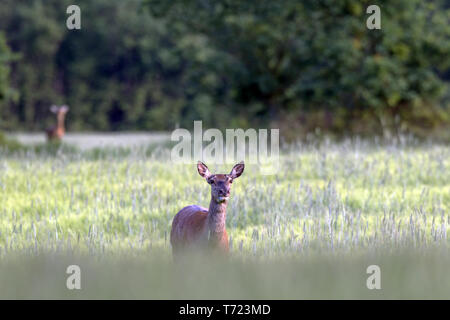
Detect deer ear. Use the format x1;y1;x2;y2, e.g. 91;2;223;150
197;161;211;179
50;105;59;113
230;161;245;179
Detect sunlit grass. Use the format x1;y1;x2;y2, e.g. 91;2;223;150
0;134;449;298
0;136;449;256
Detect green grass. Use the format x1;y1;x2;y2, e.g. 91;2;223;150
0;249;449;299
0;132;25;152
0;134;449;298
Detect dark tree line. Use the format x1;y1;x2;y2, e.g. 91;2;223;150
0;0;449;137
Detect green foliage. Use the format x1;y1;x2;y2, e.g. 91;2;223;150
0;135;449;298
0;132;24;151
0;136;448;257
0;33;12;101
0;31;15;128
0;0;448;135
145;0;450;134
0;0;65;130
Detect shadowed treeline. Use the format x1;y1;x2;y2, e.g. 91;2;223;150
0;0;448;139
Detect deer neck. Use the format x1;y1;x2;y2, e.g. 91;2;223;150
206;199;228;240
57;113;66;130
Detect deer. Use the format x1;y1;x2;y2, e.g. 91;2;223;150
170;161;245;259
46;105;69;142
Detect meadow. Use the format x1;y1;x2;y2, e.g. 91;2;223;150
0;133;449;299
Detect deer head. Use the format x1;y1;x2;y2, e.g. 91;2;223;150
50;105;69;115
197;161;245;204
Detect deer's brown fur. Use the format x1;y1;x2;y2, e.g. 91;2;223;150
170;162;244;259
46;105;69;141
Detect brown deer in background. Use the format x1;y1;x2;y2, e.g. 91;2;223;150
170;161;245;259
46;105;69;141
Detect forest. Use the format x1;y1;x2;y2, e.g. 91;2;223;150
0;1;449;300
0;0;449;139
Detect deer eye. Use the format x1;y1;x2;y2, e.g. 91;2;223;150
207;177;215;184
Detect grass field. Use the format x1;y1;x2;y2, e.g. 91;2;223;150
0;133;449;299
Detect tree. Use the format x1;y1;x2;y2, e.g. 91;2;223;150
145;0;450;135
0;0;448;136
